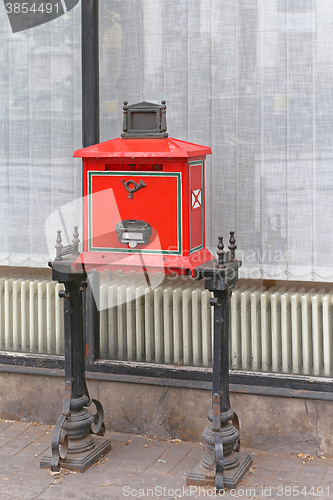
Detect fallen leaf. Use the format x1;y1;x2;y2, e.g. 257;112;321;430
297;453;314;464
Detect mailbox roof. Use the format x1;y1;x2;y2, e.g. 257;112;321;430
73;137;212;159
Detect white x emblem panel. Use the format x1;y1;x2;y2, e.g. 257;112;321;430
191;189;202;209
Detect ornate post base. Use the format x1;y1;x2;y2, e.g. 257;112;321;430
40;252;111;472
187;454;252;490
40;395;111;472
187;234;252;490
187;409;252;489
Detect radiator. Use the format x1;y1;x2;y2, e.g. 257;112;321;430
0;276;332;378
99;276;214;367
0;278;65;355
230;286;333;377
100;279;333;376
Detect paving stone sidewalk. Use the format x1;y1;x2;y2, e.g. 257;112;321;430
0;419;332;500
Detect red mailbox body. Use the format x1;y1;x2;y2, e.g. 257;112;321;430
72;102;214;276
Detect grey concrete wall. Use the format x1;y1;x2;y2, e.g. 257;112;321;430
1;371;332;457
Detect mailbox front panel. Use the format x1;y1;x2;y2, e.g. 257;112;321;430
87;171;182;255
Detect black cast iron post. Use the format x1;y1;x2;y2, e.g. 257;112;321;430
40;232;111;472
81;0;100;366
82;0;99;148
187;233;252;490
41;1;108;472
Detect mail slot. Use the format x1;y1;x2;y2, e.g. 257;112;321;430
116;220;152;247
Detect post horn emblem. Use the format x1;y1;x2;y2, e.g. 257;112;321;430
121;179;146;199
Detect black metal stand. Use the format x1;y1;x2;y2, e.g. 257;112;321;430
40;257;111;472
187;233;252;490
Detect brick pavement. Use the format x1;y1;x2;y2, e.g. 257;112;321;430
0;419;331;500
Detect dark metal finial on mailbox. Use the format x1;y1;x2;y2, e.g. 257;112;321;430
121;100;168;139
122;101;128;132
160;100;167;133
217;236;225;268
228;231;237;261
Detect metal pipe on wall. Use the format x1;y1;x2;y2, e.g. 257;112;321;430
81;0;100;358
82;0;99;148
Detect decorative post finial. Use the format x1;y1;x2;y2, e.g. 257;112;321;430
217;236;225;268
228;231;237;261
55;230;63;261
72;226;80;254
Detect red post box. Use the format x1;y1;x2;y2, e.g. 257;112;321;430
72;101;214;275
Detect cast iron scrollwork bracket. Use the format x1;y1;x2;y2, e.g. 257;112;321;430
210;295;224;492
212;393;224;491
50;286;72;472
51;386;71;471
88;398;106;436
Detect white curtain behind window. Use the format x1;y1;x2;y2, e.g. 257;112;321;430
100;0;333;282
1;1;333;282
0;7;82;266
